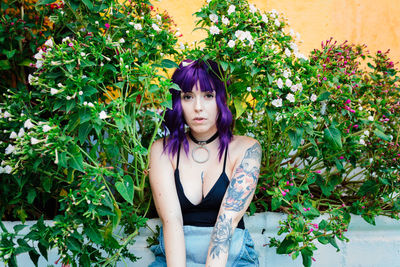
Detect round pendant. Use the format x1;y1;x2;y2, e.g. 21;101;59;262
192;146;209;164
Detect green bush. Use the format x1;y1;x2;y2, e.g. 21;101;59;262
0;0;399;266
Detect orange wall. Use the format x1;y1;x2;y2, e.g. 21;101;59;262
154;0;400;62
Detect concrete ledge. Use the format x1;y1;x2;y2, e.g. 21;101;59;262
1;212;400;267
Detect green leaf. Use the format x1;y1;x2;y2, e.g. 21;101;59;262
301;248;312;267
234;98;247;119
362;214;376;225
27;189;36;204
324;125;342;150
115;175;134;204
85;225;102;244
220;61;229;71
249;202;256;215
271;197;281;211
67;150;85;173
13;224;28;233
317;236;330;245
42;177;52;193
78;122;92;145
169;83;181;91
160;93;172;109
277;236;297;254
357;180;379;197
317;91;331;101
373;129;391;141
29;250;40;267
161;59;179;68
36;0;55;5
4;49;17;59
38;241;48;260
0;59;11;70
66;236;81;252
328;236;340;252
318;219;328;230
267;74;273;85
288;127;304;150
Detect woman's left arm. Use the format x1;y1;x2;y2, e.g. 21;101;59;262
205;140;262;267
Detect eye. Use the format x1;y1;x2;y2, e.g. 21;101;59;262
182;93;193;100
205;92;215;99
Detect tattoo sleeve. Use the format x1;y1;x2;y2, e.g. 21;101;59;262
223;142;261;211
209;214;233;258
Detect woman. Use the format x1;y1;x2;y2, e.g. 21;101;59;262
149;59;261;266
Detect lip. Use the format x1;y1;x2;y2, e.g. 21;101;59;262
193;117;206;123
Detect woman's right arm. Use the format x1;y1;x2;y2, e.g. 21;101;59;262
149;139;186;267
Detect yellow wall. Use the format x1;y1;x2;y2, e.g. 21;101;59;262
154;0;400;62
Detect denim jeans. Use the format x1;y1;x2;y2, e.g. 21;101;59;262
149;225;259;266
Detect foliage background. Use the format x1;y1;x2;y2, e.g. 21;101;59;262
0;0;399;266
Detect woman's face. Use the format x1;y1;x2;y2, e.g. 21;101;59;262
181;82;218;139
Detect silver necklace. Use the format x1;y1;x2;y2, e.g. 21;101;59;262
188;131;219;164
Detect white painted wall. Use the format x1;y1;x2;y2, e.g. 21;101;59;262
1;212;399;267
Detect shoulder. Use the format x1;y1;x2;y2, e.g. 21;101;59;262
229;135;261;163
149;138;171;162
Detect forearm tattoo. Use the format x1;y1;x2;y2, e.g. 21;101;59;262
224;142;261;212
209;214;233;258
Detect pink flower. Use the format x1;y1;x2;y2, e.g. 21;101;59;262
361;206;365;209
105;23;110;29
290;183;294;186
312;257;316;262
339;156;344;159
281;191;287;196
309;228;314;232
68;43;73;47
314;170;321;174
345;99;351;104
286;181;290;185
284;189;289;193
323;77;327;81
353;124;359;128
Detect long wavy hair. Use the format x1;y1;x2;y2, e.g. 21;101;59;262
163;59;233;161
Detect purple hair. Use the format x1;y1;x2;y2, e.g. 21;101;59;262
163;59;233;161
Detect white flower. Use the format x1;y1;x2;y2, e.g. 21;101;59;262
34;50;44;60
283;69;291;78
9;131;17;139
368;116;374;121
3;111;11;118
24;119;34;129
249;4;257;13
179;42;185;50
295;51;308;60
28;74;38;85
284;48;291;57
310;94;317;102
277;78;283;89
207;0;212;2
4;165;12;174
364;130;370;137
95;21;99;25
175;31;182;37
209;25;220;35
35;60;43;69
119;38;125;43
227;40;235;48
289;42;298;52
66;96;71;100
246;87;251;92
235;30;245;41
262;14;268;23
286;93;295;103
31;137;41;145
222;16;229;25
320;101;327;115
43;125;52;132
99;110;108;119
274;19;281;27
5;144;15;155
290;84;298;92
62;36;71;43
358;106;363;111
359;138;366;145
80;52;86;57
44;39;54;47
270;9;278;18
79;91;83;95
209;14;218;23
156;14;162;21
152;23;161;32
296;83;303;91
285;79;292;87
228;5;236;15
18;128;25;138
134;23;142;30
271;98;283;108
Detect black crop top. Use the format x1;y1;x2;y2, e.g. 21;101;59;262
174;145;245;229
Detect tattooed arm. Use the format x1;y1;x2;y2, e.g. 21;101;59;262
205;138;262;266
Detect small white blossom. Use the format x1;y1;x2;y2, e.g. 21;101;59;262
209;14;218;23
209;25;220;35
50;88;59;95
286;93;295;103
289;42;298;52
270;9;278;18
5;144;15;155
3;111;12;118
222;16;229;25
36;60;43;69
44;39;54;47
310;94;317;102
119;38;125;43
284;48;291;57
320;101;327;115
295;51;308;60
262;14;268;23
80;52;86;57
271;98;283;108
9;131;17;139
34;50;44;60
43;125;52;132
126;30;130;34
283;69;291;78
18;128;25;138
156;14;162;21
296;83;303;91
99;110;108;119
62;37;71;43
364;130;370;137
290;84;298;92
179;42;185;50
246;87;251;92
24;119;34;129
152;23;161;32
66;96;71;100
4;165;12;174
57;83;64;88
79;91;83;95
228;5;236;15
274;19;281;27
277;78;283;89
285;79;292;88
358;106;363;111
31;137;41;145
249;4;257;13
368;116;374;121
95;21;99;25
134;23;142;30
228;40;235;48
28;74;37;85
359;138;366;145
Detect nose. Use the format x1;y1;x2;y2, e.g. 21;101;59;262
194;96;203;112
